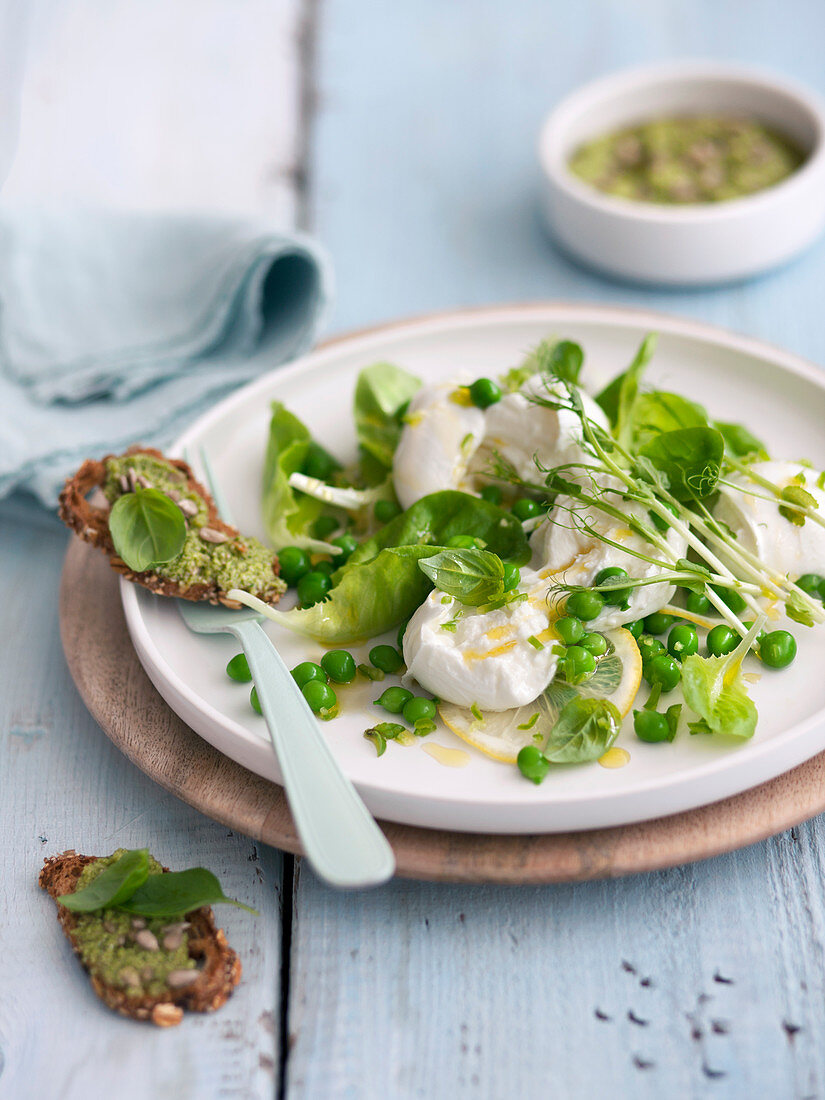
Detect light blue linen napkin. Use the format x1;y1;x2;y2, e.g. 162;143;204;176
0;207;332;506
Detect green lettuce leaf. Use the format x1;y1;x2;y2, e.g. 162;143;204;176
353;362;422;483
681;620;763;739
231;490;530;642
261;402;335;553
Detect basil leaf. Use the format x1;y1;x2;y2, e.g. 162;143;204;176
596;333;657;435
638;427;724;501
353;362;422;480
630;391;708;451
418;548;505;606
348;490;530;569
117;867;257;918
543;698;621;764
714;420;769;461
58;849;150;912
108;488;186;572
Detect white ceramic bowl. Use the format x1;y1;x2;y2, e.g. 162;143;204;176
538;61;825;285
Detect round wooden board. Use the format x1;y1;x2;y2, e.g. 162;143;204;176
60;538;825;884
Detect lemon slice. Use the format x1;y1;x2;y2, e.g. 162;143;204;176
438;627;642;764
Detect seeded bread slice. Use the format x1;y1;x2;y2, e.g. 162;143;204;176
58;445;282;608
40;851;242;1027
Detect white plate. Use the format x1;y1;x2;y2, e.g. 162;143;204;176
122;304;825;834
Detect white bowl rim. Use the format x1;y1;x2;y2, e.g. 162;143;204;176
538;59;825;223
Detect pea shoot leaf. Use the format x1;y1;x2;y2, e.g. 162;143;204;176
637;427;724;501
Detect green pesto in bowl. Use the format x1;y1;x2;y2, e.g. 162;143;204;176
568;115;805;205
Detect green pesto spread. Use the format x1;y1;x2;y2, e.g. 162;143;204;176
569;115;804;204
103;453;285;598
70;850;196;998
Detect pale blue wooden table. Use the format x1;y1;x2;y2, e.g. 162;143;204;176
3;2;825;1097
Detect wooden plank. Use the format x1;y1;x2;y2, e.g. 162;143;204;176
0;499;283;1098
286;835;825;1097
4;0;304;220
286;0;825;1094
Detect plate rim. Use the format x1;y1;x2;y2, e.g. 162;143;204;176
120;301;825;833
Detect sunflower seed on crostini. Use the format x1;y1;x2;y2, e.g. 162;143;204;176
118;475;131;493
119;966;141;988
199;527;229;544
166;969;200;989
178;498;199;517
130;917;147;930
136;475;153;489
127;468;139;491
162;929;184;951
135;929;160;951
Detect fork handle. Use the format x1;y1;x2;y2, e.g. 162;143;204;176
229;618;395;888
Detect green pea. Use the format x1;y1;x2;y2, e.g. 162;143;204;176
625;618;645;639
502;562;521;593
517;745;550;785
250;687;262;715
796;573;825;602
296;570;332;608
226;653;252;683
331;533;359;561
468;377;502;409
580;632;608;657
277;546;311;587
555;616;585;645
313;559;335;576
311;514;339;541
759;630;797;669
480;484;503;506
375;686;414;714
637;635;666;663
369;644;404;674
648;502;679;533
706;624;738;657
446;534;477;549
563;645;597;685
566;591;604;621
711;585;747;615
291;661;328;689
511;498;543;522
303;680;338;714
685;591;712;615
321;649;356;684
402;697;437;725
644;653;681;692
593;566;631;607
302;441;340;482
375;499;402;524
634;710;672;743
644;612;672;635
667;623;698;661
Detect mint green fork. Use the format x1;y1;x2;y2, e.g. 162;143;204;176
177;448;395;889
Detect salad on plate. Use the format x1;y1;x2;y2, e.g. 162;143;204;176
229;333;825;783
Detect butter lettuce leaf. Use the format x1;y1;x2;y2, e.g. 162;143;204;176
261;402;335;553
231;490;530;642
681;619;763;740
354;362;422;483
